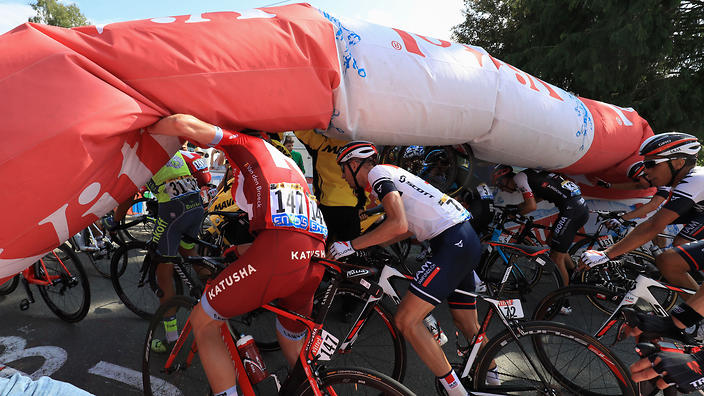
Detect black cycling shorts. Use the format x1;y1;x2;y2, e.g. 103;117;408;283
675;240;704;273
550;197;589;253
409;221;481;310
151;193;204;257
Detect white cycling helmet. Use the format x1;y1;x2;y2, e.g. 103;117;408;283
336;141;379;164
639;132;700;158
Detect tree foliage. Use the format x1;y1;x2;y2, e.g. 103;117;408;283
453;0;704;138
28;0;90;28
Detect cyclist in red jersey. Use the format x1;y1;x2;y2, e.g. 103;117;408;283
146;114;327;396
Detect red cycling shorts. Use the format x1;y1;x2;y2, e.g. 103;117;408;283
200;229;325;333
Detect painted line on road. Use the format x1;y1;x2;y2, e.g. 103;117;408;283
88;361;182;396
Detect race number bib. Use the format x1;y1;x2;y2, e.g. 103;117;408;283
307;194;328;238
496;299;524;319
270;183;309;230
164;176;199;199
476;183;494;200
561;180;581;196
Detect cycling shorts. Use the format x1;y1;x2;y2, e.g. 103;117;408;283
550;197;589;253
677;212;704;242
675;240;704;273
151;192;204;257
409;221;481;310
200;230;325;333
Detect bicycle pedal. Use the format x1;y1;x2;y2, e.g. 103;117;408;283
19;299;30;311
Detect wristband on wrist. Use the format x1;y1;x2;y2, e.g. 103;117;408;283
209;126;224;147
671;303;704;328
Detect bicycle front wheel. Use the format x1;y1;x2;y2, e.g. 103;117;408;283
110;241;183;320
295;367;415;396
143;295;210;396
473;321;636;396
35;243;91;322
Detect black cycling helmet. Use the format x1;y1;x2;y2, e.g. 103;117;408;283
491;164;514;186
422;149;450;168
626;161;646;181
336;141;379;165
639;132;700;158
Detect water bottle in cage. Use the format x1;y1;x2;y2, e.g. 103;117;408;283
236;335;269;384
423;313;448;346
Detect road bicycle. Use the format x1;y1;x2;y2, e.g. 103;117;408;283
68;217;119;278
477;206;563;301
141;255;415;396
532;257;693;372
0;243;90;322
433;285;636;395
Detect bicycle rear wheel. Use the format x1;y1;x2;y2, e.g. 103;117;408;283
110;241;183;320
143;295;210;396
118;197;157;243
35;243;91;322
479;247;562;306
473;321;636;395
294;367;415;396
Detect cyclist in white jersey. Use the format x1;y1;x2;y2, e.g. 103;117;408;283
327;141;494;395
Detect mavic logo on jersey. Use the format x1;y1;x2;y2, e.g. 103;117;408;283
454;240;463;248
688;360;703;375
321;144;341;154
207;264;257;299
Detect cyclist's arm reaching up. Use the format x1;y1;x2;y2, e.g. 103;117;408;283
604;207;679;259
348;191;411;251
146;114;219;147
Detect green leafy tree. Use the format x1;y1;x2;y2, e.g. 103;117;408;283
28;0;90;28
453;0;703;138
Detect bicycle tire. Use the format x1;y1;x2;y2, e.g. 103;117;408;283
0;275;19;296
294;367;415;396
143;295;210;396
110;241;183;320
532;284;642;367
35;244;91;323
318;284;407;382
118;197;156;243
473;321;636;395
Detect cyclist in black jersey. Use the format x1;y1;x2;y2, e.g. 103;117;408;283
582;132;704;296
492;166;589;286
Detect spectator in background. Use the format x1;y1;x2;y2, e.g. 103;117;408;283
284;135;306;173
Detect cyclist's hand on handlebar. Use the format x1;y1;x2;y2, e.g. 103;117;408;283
631;342;704;394
328;241;356;260
580;249;610;268
620;308;689;343
602;218;623;230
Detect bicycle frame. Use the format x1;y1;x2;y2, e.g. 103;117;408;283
156;257;389;396
593;273;696;341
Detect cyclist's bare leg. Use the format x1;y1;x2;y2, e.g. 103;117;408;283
673;236;690;247
155;262;176;306
550;250;571;286
190;303;238;392
395;293;451;376
656;249;699;300
276;331;304;367
449;308;479;343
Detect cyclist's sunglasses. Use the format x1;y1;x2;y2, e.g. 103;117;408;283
643;158;670;169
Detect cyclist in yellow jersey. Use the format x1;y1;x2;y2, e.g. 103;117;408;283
295;130;379;242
